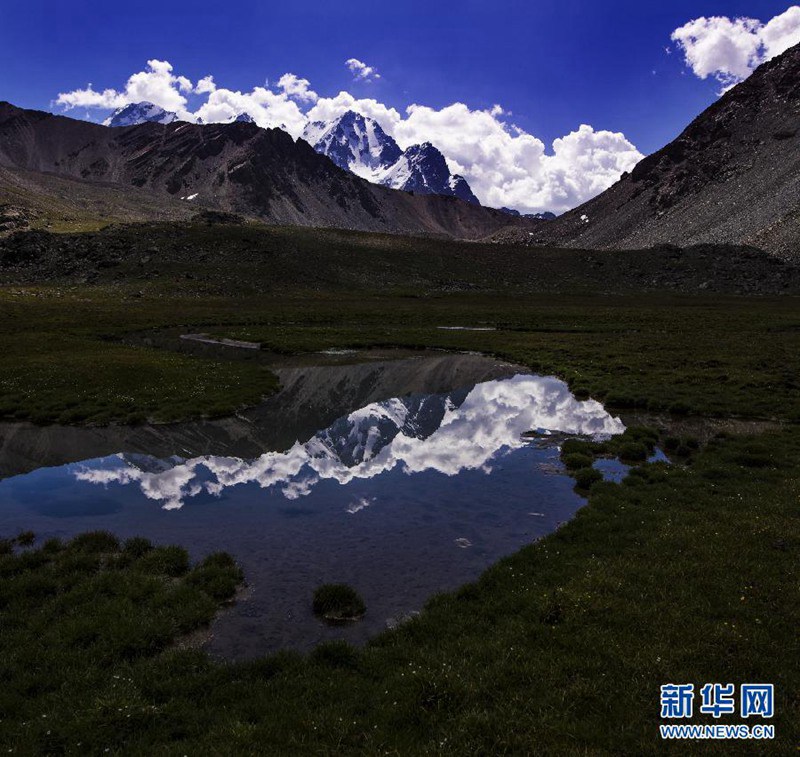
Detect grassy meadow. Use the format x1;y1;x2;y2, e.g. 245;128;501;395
0;226;797;752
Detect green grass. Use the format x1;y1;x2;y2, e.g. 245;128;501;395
0;430;797;753
0;289;280;424
0;534;243;753
573;466;604;490
0;288;799;424
0;236;798;751
312;583;367;623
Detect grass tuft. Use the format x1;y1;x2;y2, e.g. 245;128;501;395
15;530;35;547
312;583;366;623
70;530;120;553
573;467;603;490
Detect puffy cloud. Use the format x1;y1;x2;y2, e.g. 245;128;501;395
671;6;800;88
305;91;401;129
389;104;641;214
276;73;318;103
192;86;308;136
345;58;380;82
53;58;643;213
57;62;312;137
761;5;800;57
55;59;200;118
195;75;217;94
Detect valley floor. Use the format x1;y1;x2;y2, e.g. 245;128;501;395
0;239;798;753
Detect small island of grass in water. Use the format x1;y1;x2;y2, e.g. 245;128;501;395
312;583;366;624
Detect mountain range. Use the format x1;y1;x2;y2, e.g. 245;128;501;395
107;106;482;206
0;102;535;239
302;111;479;204
2;41;800;254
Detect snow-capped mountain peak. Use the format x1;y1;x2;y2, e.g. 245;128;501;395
105;101;179;128
304;112;480;205
381;142;480;204
302;110;402;180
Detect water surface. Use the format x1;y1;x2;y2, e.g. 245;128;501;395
0;352;625;659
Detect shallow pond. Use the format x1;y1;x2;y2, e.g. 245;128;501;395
0;351;625;659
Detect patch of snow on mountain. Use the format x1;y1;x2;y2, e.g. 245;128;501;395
105;101;179;127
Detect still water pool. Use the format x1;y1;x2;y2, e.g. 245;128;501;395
0;352;625;659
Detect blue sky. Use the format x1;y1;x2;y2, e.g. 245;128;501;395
1;1;797;212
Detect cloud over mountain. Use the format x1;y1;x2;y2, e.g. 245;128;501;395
54;59;196;116
671;5;800;89
54;59;642;214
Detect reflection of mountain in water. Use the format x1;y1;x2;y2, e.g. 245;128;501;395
76;375;624;510
318;390;466;467
0;352;516;479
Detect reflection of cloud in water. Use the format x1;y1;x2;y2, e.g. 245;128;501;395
346;496;375;515
74;374;624;510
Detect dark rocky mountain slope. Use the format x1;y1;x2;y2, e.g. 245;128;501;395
535;43;800;259
1;220;797;296
0;102;531;240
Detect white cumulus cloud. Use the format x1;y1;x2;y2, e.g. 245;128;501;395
306;91;401;128
192;86;308;135
276;73;318;103
55;59;199;119
345;58;380;82
195;75;217;94
671;6;800;88
53;58;644;214
389;103;642;214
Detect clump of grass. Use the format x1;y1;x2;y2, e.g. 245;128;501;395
187;552;244;602
41;537;63;554
562;452;593;470
70;530;120;553
623;463;670;487
312;583;366;623
617;441;649;462
664;435;702;459
573;467;603;490
123;536;154;558
623;426;659;448
15;530;35;547
137;545;190;577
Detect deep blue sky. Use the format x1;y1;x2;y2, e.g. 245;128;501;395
0;0;791;154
